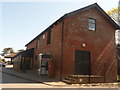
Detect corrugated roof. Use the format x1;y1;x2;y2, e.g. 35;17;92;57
12;48;34;59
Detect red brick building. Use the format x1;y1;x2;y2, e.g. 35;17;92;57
24;3;119;83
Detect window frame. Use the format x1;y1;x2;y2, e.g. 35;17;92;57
88;18;96;31
36;39;40;49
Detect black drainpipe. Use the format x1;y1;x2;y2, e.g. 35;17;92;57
60;20;64;80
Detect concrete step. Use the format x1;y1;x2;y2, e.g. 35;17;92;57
65;76;72;81
63;75;105;84
69;75;90;78
62;79;72;84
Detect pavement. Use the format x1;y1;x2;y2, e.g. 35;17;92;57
1;65;120;88
1;65;69;87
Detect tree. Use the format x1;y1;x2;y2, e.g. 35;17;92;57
17;49;25;53
2;47;14;56
107;7;120;24
107;7;120;45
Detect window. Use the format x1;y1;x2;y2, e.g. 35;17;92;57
43;35;45;39
47;29;51;45
36;39;40;49
88;18;96;31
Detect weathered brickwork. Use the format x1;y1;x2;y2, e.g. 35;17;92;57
61;7;117;82
27;22;63;79
26;4;118;82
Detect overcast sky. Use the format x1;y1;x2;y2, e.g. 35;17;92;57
0;0;119;53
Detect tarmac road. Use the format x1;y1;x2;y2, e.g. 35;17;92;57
0;72;52;88
2;72;34;83
0;65;119;89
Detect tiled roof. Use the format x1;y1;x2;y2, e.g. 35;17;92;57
5;53;17;58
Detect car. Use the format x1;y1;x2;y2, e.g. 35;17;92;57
0;62;6;67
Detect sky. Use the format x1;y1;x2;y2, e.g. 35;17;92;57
0;0;119;53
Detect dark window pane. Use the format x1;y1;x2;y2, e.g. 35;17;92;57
47;29;51;45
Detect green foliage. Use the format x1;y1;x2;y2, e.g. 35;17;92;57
107;6;120;23
0;59;4;62
2;47;14;56
17;49;25;53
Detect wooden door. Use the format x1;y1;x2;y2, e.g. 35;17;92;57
75;50;90;75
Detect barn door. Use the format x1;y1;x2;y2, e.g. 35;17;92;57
75;50;90;75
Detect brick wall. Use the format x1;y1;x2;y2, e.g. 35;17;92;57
61;7;117;82
26;7;117;82
26;22;63;79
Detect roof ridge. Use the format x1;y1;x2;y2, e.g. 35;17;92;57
25;3;119;46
